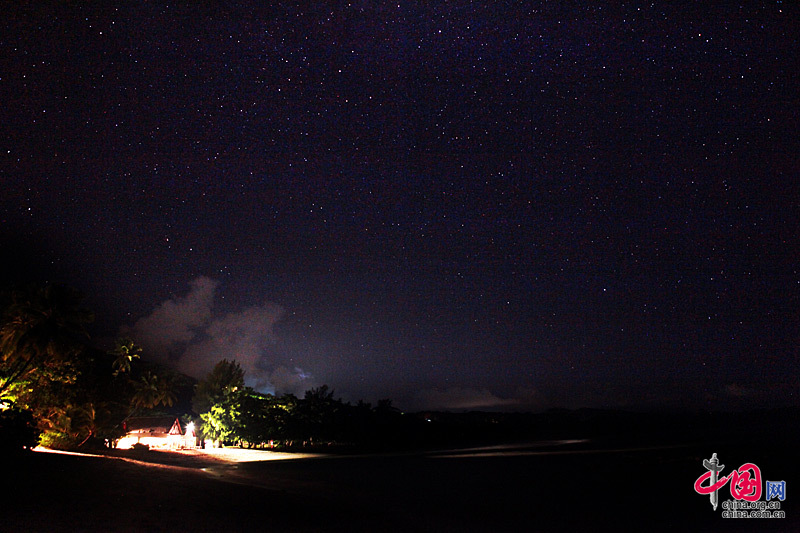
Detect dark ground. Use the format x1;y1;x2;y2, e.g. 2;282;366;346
2;432;797;532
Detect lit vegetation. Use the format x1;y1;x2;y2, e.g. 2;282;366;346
0;283;185;451
0;282;412;452
192;360;408;449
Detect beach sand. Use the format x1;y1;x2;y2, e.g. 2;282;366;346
3;441;795;532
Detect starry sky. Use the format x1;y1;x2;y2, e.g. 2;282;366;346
2;2;798;411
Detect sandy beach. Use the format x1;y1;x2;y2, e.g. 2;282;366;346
4;440;795;532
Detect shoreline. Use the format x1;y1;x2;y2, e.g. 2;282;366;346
9;439;795;532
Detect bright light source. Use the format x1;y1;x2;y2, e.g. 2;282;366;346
186;422;195;432
116;436;138;449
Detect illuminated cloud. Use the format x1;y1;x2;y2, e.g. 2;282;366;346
123;276;218;363
178;303;285;387
123;276;310;393
268;365;312;396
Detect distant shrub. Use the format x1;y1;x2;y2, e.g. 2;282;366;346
38;430;75;450
131;442;149;451
0;405;41;453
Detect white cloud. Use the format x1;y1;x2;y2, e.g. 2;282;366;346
123;276;218;363
179;303;284;385
122;277;311;394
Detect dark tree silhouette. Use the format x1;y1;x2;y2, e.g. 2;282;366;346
0;283;93;398
131;371;177;411
193;359;246;444
192;359;245;414
110;337;141;377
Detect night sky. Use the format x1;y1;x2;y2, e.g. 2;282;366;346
2;3;797;411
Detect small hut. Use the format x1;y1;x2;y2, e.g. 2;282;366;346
117;417;197;449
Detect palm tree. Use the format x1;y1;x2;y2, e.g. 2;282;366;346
37;401;99;449
0;283;93;398
156;373;177;408
110;337;141;377
131;371;177;411
68;402;99;447
131;371;161;410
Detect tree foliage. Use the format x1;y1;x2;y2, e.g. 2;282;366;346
0;284;100;450
190;361;417;449
0;283;416;452
0;283;92;399
0;284;183;450
110;337;141;377
192;359;245;443
132;371;178;411
0;402;40;453
192;359;244;415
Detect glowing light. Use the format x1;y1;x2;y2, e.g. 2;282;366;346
186;422;195;433
116;436;139;449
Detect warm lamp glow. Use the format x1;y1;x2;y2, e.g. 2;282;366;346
116;436;139;449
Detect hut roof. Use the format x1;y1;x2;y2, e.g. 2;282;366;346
125;416;182;433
